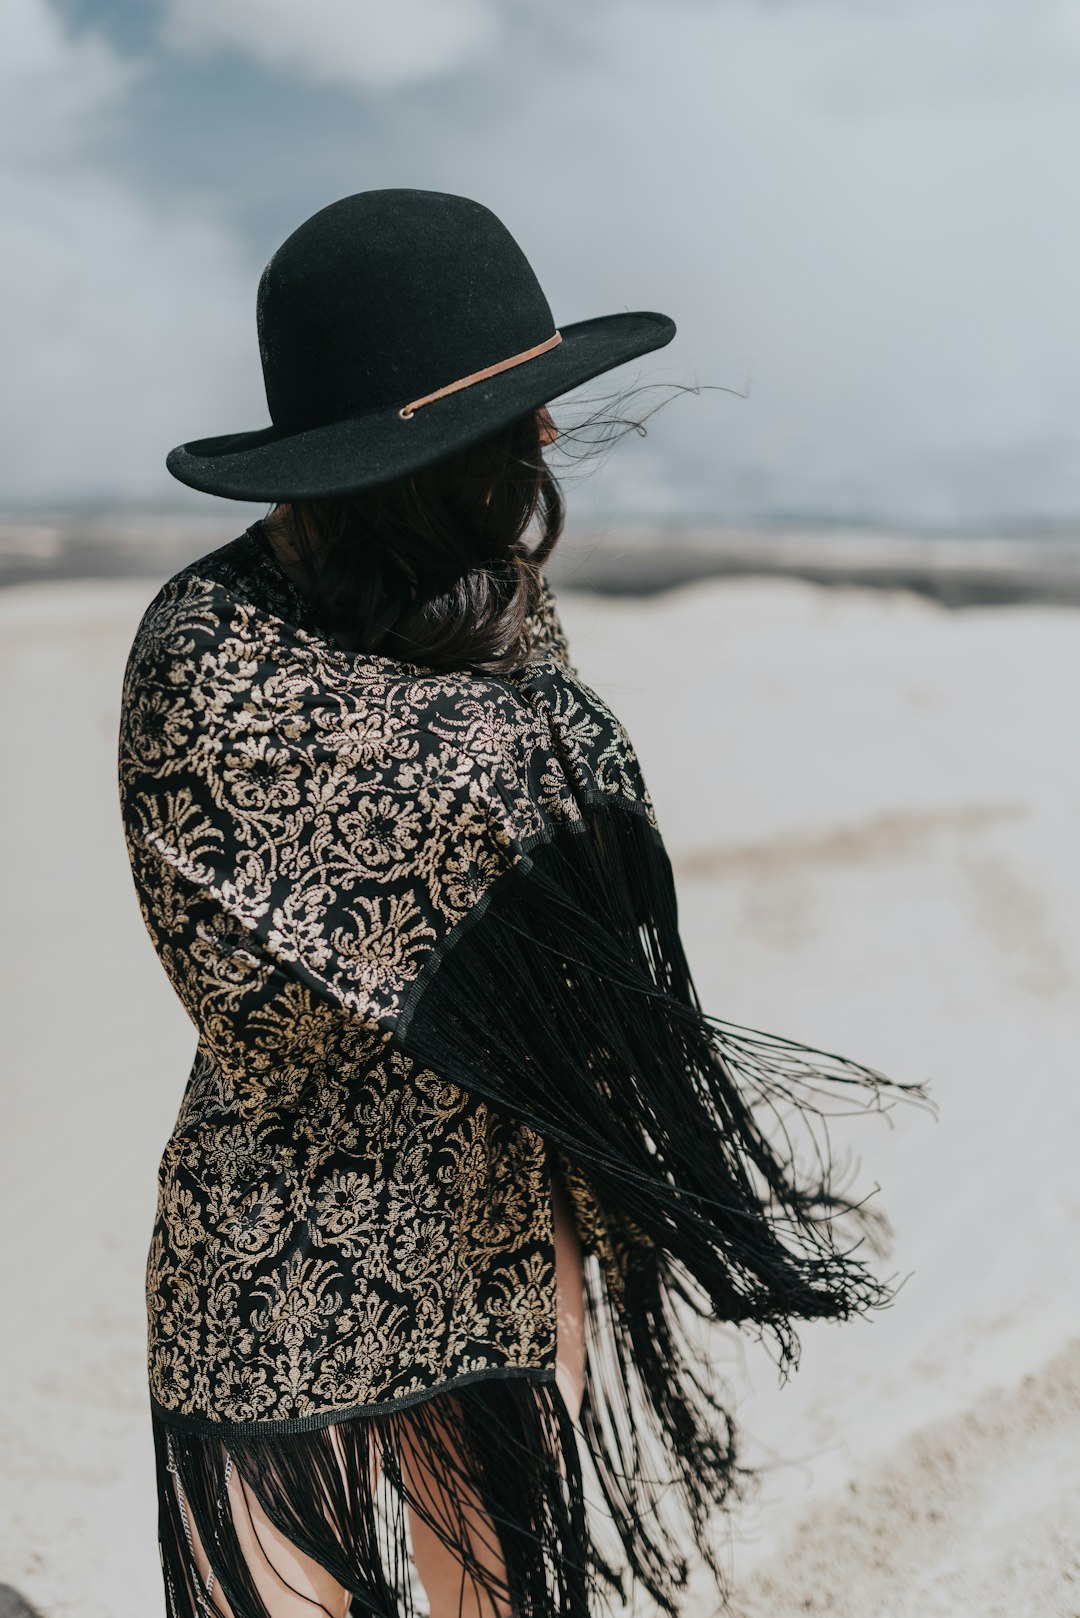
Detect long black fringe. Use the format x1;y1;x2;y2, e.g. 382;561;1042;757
151;1172;756;1618
397;799;935;1336
152;796;935;1618
154;1368;601;1618
390;795;936;1613
152;1253;741;1618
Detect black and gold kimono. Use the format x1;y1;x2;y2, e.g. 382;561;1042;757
117;522;931;1618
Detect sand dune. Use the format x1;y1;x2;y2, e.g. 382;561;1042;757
730;1336;1080;1618
0;570;1077;1617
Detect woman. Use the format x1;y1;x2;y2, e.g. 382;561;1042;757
117;189;931;1618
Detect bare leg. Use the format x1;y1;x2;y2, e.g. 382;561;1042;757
166;1420;376;1618
550;1153;587;1428
404;1152;587;1618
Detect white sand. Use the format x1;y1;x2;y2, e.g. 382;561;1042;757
1;572;1078;1617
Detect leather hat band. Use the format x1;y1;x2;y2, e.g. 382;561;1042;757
398;331;563;419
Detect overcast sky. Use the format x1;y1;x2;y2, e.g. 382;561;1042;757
4;0;1080;528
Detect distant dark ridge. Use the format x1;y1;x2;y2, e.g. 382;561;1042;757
0;513;247;590
2;514;1080;608
545;527;1080;608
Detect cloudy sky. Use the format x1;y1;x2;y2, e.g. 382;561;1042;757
5;0;1080;527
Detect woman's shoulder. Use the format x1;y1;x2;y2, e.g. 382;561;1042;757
120;526;344;713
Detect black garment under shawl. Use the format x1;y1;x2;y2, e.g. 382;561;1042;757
116;523;932;1618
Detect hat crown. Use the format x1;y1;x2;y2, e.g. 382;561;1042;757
257;189;556;432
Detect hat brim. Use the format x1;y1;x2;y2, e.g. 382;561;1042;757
165;310;676;502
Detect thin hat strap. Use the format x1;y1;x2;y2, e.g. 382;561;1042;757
398;330;563;419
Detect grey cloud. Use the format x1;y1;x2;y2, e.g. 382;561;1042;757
6;0;1080;526
1;0;261;507
162;0;506;91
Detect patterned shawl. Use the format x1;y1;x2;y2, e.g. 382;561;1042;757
117;523;932;1618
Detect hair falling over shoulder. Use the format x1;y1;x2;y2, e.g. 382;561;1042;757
259;380;715;675
260;407;563;676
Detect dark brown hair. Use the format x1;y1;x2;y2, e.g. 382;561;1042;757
262;379;716;673
262;407;562;675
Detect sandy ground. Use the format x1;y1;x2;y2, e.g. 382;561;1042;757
1;570;1078;1617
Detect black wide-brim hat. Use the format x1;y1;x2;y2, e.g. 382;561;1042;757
166;188;676;502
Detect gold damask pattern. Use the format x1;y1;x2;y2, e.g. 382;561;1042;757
119;526;653;1426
